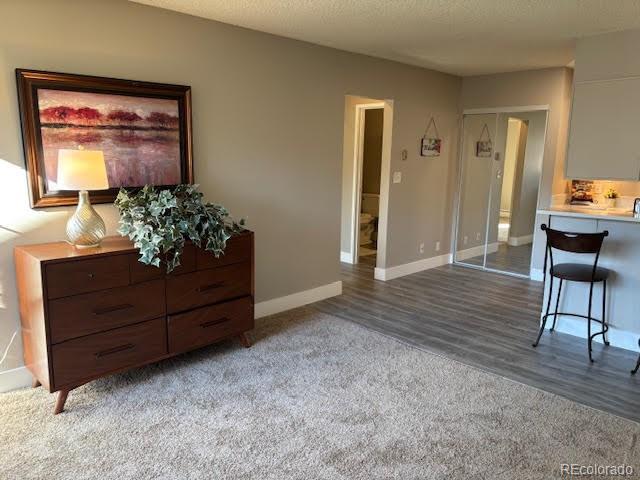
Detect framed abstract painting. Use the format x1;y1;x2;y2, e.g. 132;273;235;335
16;69;193;208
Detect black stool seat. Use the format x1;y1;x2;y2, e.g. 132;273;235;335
551;263;610;283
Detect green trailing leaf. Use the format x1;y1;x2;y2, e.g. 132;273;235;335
115;184;245;273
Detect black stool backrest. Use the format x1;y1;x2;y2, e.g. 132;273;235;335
541;224;608;281
541;224;608;254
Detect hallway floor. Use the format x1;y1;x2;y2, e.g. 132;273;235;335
316;257;640;423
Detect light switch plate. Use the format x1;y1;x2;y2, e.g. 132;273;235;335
393;171;402;183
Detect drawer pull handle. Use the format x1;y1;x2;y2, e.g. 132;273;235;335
88;273;95;279
200;317;231;329
93;303;134;315
95;343;134;358
198;282;224;293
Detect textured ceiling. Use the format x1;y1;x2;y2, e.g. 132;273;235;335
130;0;640;76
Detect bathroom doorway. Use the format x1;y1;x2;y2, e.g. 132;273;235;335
359;108;383;259
340;95;393;271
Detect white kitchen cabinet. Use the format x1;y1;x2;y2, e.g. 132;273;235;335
566;77;640;180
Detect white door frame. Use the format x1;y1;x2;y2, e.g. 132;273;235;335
347;101;388;265
451;105;549;279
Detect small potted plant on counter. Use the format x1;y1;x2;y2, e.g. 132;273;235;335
603;187;619;209
115;184;245;272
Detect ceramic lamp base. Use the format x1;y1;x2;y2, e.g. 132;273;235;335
66;191;106;248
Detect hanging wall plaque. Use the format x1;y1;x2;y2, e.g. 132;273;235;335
476;123;492;157
420;117;442;157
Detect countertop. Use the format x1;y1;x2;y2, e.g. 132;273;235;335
537;205;640;223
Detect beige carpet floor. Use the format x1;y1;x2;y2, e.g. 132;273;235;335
1;308;639;479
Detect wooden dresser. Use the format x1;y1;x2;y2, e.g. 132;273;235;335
14;231;254;414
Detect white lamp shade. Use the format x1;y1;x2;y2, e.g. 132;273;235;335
57;149;109;191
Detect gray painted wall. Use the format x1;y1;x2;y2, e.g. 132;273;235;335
0;0;461;376
461;68;574;205
461;68;573;274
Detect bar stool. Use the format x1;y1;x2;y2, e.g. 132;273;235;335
532;224;610;362
632;339;640;375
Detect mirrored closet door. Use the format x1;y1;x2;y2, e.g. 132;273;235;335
454;110;548;277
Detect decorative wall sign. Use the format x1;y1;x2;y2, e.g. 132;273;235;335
16;69;193;208
476;123;492;157
420;117;442;157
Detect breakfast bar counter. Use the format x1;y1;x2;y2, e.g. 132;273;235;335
537;205;640;223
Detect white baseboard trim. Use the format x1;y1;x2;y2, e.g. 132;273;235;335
455;242;499;261
530;268;544;282
254;281;342;318
0;366;31;393
507;234;533;247
340;251;353;264
374;253;452;281
543;315;640;352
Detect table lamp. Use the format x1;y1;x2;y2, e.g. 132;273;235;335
57;148;109;248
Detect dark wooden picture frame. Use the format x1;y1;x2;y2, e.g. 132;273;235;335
16;69;193;208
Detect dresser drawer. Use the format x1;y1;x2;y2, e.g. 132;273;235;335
46;255;130;299
129;244;196;283
168;297;253;354
48;279;166;343
51;318;166;388
166;262;251;314
196;233;251;270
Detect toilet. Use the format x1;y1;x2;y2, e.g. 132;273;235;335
359;212;376;245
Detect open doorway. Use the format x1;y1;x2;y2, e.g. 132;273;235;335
498;118;529;245
359;108;383;259
340;95;393;273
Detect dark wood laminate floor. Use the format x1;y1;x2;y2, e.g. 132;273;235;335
460;243;533;276
314;257;640;423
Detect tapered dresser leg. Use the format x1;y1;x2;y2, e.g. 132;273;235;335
32;378;41;389
54;390;69;415
238;332;252;348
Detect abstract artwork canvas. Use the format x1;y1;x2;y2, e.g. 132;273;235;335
38;90;180;190
17;70;193;208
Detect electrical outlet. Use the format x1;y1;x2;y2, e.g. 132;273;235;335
393;171;402;183
476;232;481;241
463;236;468;245
419;243;425;254
435;241;441;252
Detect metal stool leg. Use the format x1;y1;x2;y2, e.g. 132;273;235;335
632;355;640;375
551;279;563;332
587;281;594;362
533;276;554;347
602;279;610;346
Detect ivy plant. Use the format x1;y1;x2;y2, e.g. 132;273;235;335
115;184;245;273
